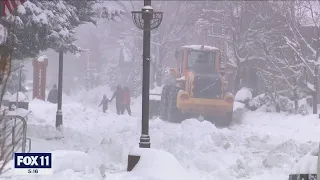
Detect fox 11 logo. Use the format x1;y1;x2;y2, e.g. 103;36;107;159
14;153;52;175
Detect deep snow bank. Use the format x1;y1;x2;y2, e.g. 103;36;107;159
51;150;98;173
291;145;318;174
108;148;194;180
6;95;320;180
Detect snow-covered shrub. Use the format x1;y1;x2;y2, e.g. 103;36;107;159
265;102;276;112
297;104;309;116
297;98;309;116
279;96;294;113
257;94;293;113
306;96;313;107
247;93;267;110
252;94;310;115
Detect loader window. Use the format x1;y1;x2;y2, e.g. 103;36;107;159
187;50;216;69
176;50;183;74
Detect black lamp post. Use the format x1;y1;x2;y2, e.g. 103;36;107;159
313;65;318;114
56;49;63;129
131;0;163;148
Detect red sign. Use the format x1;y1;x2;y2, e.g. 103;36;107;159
0;0;26;17
32;57;48;100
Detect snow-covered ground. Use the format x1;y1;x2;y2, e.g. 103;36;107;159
0;86;319;180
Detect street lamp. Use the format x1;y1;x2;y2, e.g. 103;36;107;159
314;65;318;115
56;49;63;129
131;0;163;149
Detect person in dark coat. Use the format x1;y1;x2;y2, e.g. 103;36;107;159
47;84;58;104
110;84;124;115
99;95;110;113
123;87;131;116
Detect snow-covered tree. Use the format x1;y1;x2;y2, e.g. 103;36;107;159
0;0;124;60
197;1;267;93
281;1;320;86
253;1;319;111
150;1;198;87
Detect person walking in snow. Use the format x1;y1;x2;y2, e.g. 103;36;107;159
123;87;131;116
110;84;124;115
47;84;58;104
99;95;110;113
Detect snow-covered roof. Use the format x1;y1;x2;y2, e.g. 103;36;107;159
182;45;220;51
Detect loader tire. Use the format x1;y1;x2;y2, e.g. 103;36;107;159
215;112;233;127
167;87;184;123
160;85;172;120
149;100;160;118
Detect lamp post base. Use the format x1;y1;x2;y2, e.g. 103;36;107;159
127;154;140;171
56;110;63;128
139;134;150;148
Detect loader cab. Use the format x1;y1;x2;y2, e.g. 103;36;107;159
175;45;225;99
175;45;222;77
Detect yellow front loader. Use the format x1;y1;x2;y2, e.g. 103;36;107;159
150;45;234;127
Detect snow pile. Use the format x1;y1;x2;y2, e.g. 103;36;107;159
9;92;28;102
3;92;12;101
72;85;114;106
51;150;98;173
4;93;320;180
150;86;163;101
234;101;245;111
235;87;252;103
7;108;30;117
150;86;163;94
292;145;318;174
27;124;64;140
108;148;193;180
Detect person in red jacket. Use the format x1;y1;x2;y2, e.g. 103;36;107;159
123;87;131;116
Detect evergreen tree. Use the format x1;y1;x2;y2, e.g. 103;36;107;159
0;0;123;59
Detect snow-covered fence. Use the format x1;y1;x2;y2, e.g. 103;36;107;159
0;115;31;174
